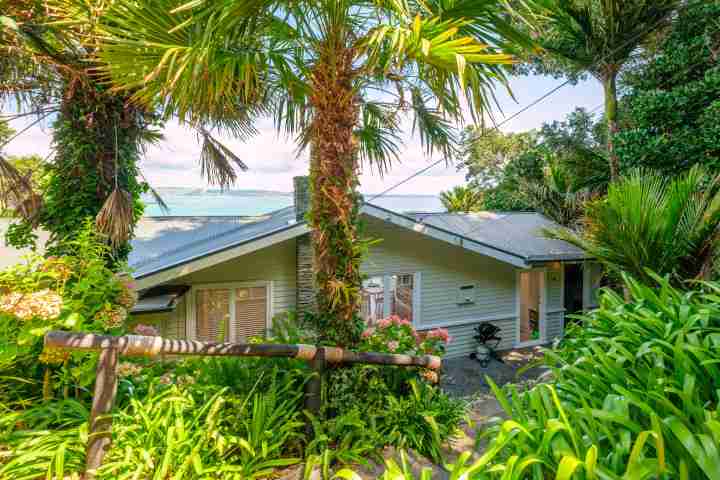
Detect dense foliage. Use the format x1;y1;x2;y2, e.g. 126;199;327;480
0;2;162;260
0;222;136;405
615;1;720;175
548;166;720;286
524;0;680;179
0;234;461;479
455;108;608;219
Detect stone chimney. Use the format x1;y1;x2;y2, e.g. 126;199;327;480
293;176;311;222
293;176;316;315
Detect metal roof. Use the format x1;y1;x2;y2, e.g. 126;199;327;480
129;206;299;278
127;204;589;280
407;211;589;263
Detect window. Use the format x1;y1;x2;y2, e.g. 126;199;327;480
192;283;270;342
361;273;420;325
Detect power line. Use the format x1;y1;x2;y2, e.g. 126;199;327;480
367;5;679;203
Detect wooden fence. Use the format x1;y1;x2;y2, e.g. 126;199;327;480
43;330;442;478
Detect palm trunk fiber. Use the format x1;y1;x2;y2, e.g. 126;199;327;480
604;73;620;181
308;45;363;347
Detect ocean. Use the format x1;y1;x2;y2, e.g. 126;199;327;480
142;190;444;216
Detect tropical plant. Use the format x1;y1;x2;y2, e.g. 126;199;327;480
533;0;680;180
0;400;89;480
0;221;137;403
439;185;484;213
547;166;720;286
520;159;595;228
376;380;466;463
98;0;535;345
100;383;304;479
468;273;720;479
0;1;241;259
463;108;608;212
615;1;720;176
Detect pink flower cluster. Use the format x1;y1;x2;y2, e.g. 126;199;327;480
426;328;451;343
375;315;413;329
133;323;160;337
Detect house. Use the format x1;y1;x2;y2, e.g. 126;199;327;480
125;177;602;358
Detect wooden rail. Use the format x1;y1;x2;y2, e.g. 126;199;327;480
43;330;442;478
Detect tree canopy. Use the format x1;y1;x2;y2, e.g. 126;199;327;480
615;1;720;175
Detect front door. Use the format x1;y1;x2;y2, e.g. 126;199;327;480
518;269;545;345
564;263;584;318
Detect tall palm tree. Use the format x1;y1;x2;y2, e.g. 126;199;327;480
536;0;680;180
98;0;533;345
547;166;720;287
0;0;244;259
440;185;484;213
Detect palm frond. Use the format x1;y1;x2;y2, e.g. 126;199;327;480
0;153;42;221
198;128;248;190
546;166;720;286
355;101;402;175
409;88;458;160
95;188;134;248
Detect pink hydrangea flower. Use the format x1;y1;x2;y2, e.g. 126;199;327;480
133;324;160;337
388;341;399;352
377;318;392;329
361;327;375;339
427;328;451;343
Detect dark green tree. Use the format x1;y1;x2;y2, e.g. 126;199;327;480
615;2;720;175
526;0;680;180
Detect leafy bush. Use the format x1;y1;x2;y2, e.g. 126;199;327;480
0;222;137;404
470;273;720;479
98;384;304;479
359;315;451;357
377;380;466;464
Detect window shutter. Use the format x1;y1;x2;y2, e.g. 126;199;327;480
195;289;230;342
233;287;268;341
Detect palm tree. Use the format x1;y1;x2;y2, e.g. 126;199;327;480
536;0;680;180
440;185;483;213
520;157;599;228
98;0;533;345
0;0;243;259
547;166;720;287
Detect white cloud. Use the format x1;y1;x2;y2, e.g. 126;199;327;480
3;75;604;195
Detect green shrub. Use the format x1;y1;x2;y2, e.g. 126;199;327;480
97;384;304;479
0;222;137;404
472;273;720;479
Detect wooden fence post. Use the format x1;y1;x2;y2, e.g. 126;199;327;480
303;346;326;434
84;345;119;479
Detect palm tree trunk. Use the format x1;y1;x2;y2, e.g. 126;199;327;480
603;73;620;181
308;46;364;347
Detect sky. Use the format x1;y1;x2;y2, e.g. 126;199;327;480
4;74;604;195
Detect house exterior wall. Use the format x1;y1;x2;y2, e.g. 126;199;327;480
141;217;570;357
138;239;297;339
362;218;520;358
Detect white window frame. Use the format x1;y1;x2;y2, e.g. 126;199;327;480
186;281;273;342
362;272;422;326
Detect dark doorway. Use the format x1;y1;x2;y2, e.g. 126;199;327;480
564;264;583;318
